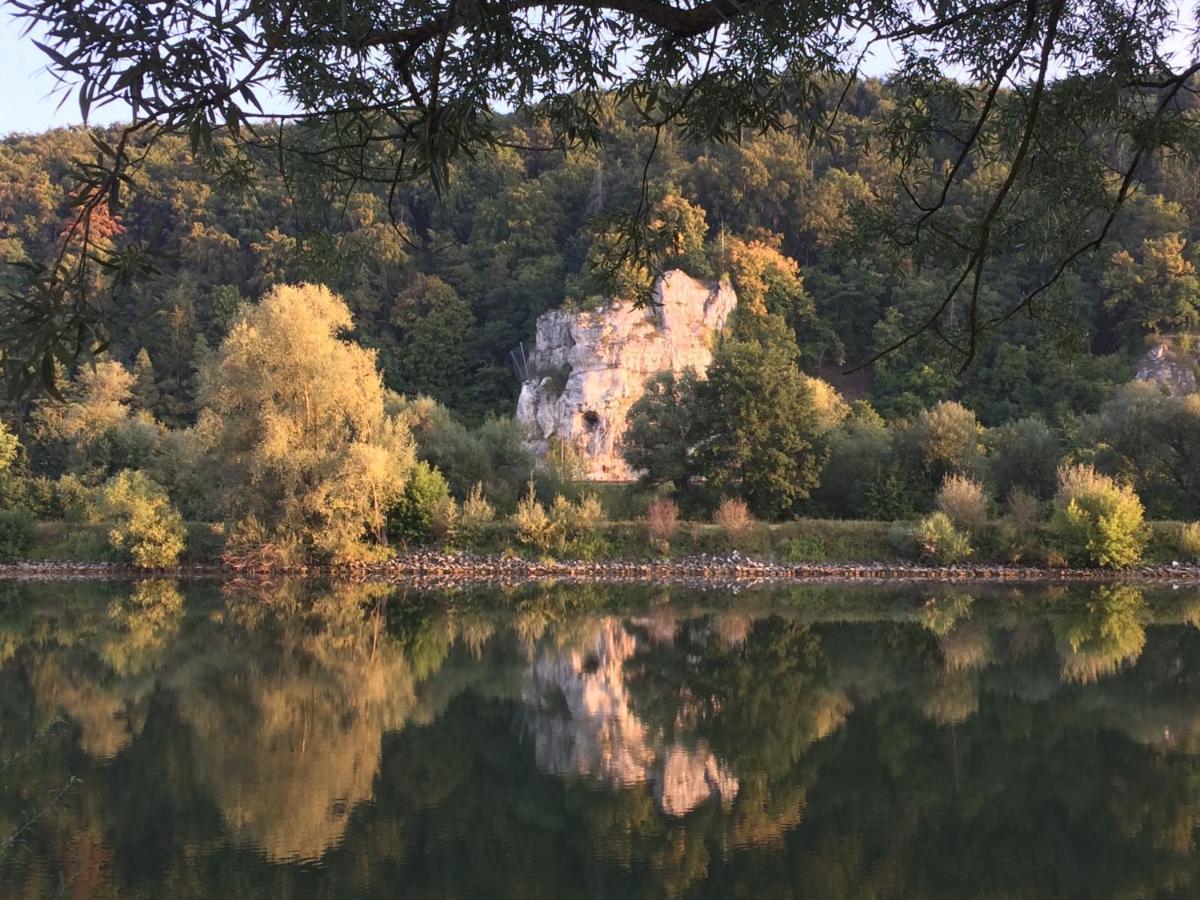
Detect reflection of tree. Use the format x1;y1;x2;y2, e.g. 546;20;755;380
7;581;1200;897
179;583;422;861
1053;585;1148;684
101;579;185;676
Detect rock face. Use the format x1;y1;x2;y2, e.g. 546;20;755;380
1136;335;1199;394
516;270;736;480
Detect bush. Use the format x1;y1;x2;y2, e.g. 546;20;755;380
390;461;456;544
222;515;304;570
645;497;679;545
914;512;973;564
713;497;753;534
997;487;1045;562
457;482;495;545
935;474;988;532
96;470;186;568
1049;464;1146;568
1179;522;1200;562
512;481;555;551
0;508;34;561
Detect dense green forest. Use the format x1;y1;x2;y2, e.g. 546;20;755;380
5;83;1199;424
0;83;1198;565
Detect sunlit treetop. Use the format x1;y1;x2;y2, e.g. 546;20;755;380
5;0;1200;392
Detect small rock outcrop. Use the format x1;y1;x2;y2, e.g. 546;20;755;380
516;270;736;480
1136;335;1199;394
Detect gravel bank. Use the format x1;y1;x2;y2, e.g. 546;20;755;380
1;551;1199;587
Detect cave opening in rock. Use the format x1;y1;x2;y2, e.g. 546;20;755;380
582;410;601;431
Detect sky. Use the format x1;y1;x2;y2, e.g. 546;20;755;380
0;14;129;135
1;6;1195;137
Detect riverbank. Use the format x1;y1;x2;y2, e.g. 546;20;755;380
3;550;1200;586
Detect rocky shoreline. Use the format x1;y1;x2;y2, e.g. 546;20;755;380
2;550;1200;587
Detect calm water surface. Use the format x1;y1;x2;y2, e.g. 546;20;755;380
3;578;1200;898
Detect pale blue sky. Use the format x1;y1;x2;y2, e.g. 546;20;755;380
0;14;129;134
1;6;1194;137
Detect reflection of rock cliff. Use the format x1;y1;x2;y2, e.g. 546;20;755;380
523;618;738;816
516;270;736;481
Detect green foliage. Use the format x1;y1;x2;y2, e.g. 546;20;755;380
1178;522;1200;563
777;534;826;562
623;369;703;492
0;422;19;474
512;482;555;552
95;470;186;568
456;483;496;546
914;512;974;565
985;416;1061;500
511;482;604;554
386;274;477;408
0;508;34;561
1083;383;1200;518
810;402;894;517
1049;465;1146;569
390;462;456;545
904;401;982;485
696;314;826;518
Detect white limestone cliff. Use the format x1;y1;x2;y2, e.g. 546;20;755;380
516;270;737;481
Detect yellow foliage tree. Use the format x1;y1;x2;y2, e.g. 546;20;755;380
197;283;415;560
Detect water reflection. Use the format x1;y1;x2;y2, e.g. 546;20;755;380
2;579;1200;896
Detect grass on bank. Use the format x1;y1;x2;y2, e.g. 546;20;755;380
15;517;1200;569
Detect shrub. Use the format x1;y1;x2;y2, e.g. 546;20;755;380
935;474;988;532
222;515;304;570
1005;486;1042;531
645;497;679;545
0;508;34;561
513;481;555;551
562;492;604;536
457;482;495;545
390;461;456;544
1179;522;1200;563
713;497;753;534
914;512;973;564
1049;464;1146;568
997;487;1045;562
96;470;186;568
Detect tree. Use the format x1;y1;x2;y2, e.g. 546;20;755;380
695;313;825;518
1084;382;1200;518
196;283;415;560
622;368;704;493
1103;234;1200;333
985;416;1061;500
1049;464;1146;569
904;401;983;485
811;401;895;518
387;274;477;407
12;0;1198;388
95;469;187;568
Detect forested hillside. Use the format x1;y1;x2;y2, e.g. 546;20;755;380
0;83;1198;571
4;82;1197;427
